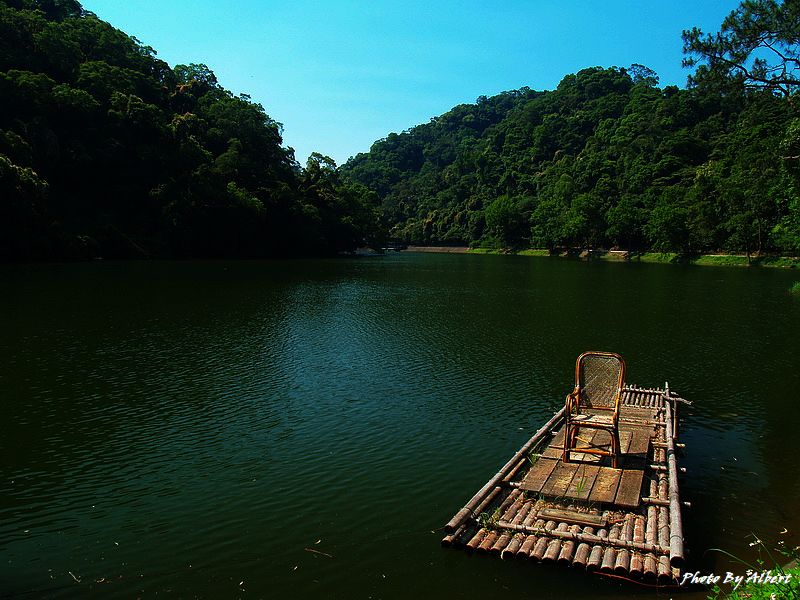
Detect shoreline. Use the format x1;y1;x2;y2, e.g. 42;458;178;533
402;246;798;268
404;245;470;253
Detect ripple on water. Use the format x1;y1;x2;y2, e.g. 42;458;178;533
0;256;798;598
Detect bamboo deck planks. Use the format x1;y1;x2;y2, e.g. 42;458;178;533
614;468;646;508
541;462;579;497
519;457;558;493
587;467;622;503
627;428;651;456
568;464;601;500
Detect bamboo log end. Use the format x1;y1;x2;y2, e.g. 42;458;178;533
614;550;631;575
600;547;617;572
445;508;473;533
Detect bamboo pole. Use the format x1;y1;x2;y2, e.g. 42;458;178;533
517;518;545;558
658;554;672;582
441;524;466;547
501;533;524;559
543;523;569;562
452;525;478;548
614;514;634;574
490;494;528;554
643;553;657;579
531;521;557;561
658;506;669;549
644;477;658;578
666;382;676;439
572;526;594;568
629;515;645;577
601;522;621;572
649;464;686;473
642;497;669;507
469;460;526;521
503;458;527;482
664;400;685;568
476;489;520;553
465;528;487;550
453;525;477;549
557;524;582;565
656;503;673;581
503;504;539;558
652;441;686;449
496;520;670;555
586;528;608;571
498;489;522;512
658;471;668;502
444;407;565;533
477;531;499;553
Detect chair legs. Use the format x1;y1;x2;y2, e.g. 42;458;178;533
563;422;578;464
563;423;577;463
563;423;620;468
610;429;620;468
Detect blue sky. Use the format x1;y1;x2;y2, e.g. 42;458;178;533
81;1;739;166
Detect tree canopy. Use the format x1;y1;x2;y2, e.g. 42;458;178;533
0;0;382;260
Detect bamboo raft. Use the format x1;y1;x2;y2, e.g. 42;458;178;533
442;384;690;584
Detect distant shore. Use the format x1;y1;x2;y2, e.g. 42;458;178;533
402;246;798;268
404;246;470;253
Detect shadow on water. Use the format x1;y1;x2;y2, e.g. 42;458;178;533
0;254;798;598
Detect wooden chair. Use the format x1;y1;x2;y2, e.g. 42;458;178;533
563;351;625;468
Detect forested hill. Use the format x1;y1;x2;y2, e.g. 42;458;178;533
0;0;381;260
342;65;800;256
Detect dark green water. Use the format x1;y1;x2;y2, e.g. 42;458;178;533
1;253;798;599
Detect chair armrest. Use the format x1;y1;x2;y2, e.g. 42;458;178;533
566;390;580;415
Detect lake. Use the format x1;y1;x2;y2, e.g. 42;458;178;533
1;253;798;598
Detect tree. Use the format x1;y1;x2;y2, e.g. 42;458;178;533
682;0;800;97
484;195;526;247
627;63;659;87
646;191;691;254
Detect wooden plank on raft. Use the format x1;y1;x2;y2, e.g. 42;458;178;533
618;430;632;454
541;462;579;497
588;467;622;503
620;407;660;425
614;469;646;508
628;428;651;457
542;427;567;459
519;457;559;492
549;428;565;449
570;428;599;462
538;508;607;528
567;464;601;500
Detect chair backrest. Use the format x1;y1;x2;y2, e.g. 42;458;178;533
576;352;625;409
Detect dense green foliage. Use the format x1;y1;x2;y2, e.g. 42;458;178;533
0;0;381;259
342;2;800;255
